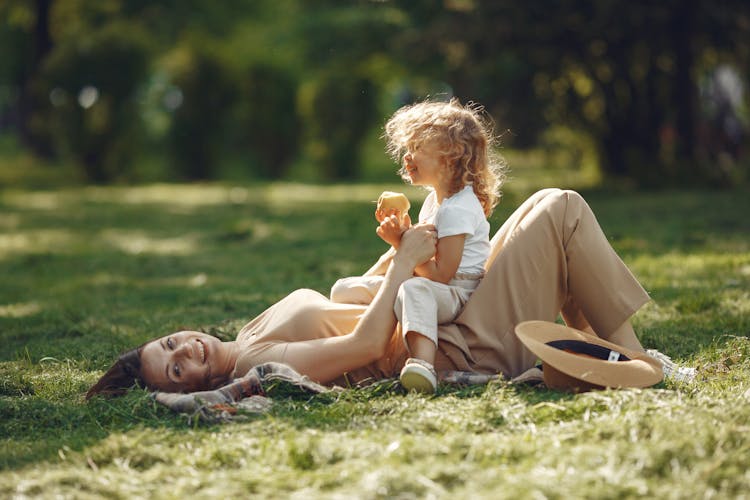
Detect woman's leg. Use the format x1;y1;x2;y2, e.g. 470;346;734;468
453;189;650;377
330;275;384;304
607;320;644;351
561;292;644;351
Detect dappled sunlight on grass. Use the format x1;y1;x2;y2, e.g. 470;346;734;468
503;148;602;194
87;270;219;290
4;182;429;214
0;301;42;318
723;291;750;316
2;190;68;211
694;336;750;389
0;229;76;257
100;229;199;256
263;182;428;208
0;213;21;229
87;272;133;288
632;251;750;289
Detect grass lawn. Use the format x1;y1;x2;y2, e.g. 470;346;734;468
1;179;749;498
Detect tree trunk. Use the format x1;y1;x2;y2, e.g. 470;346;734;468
671;0;697;162
17;0;54;156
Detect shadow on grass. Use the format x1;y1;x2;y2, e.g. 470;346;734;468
0;390;189;470
255;378;580;432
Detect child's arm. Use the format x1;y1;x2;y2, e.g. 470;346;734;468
413;234;465;284
376;214;465;283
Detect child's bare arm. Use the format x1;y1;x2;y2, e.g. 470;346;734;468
414;234;465;284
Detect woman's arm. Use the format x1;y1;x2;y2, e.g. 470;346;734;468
363;212;413;276
276;224;437;383
362;246;396;276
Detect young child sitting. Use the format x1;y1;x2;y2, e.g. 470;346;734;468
331;98;506;393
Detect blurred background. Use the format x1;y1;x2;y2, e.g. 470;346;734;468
1;0;748;189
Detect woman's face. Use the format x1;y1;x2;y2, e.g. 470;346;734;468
139;331;233;392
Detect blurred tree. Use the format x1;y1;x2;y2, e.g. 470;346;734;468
142;0;268;180
0;0;54;156
295;0;402;179
388;0;749;186
1;0;263;181
166;42;237;180
302;72;377;179
2;0;748;185
232;62;301;179
39;22;151;181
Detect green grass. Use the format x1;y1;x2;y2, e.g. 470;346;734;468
1;178;749;498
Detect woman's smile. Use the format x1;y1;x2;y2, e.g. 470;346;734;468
195;338;206;363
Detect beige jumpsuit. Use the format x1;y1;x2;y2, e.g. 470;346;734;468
233;189;650;385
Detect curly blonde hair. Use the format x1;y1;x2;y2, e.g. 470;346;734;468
384;98;507;217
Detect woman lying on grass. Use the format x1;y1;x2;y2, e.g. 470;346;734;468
87;100;653;399
87;188;653;399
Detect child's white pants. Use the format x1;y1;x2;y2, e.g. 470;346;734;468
394;275;481;349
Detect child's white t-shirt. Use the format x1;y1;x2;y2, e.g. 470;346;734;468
418;185;490;275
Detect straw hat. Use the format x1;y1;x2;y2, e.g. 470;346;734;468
515;320;664;392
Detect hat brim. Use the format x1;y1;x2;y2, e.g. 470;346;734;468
515;321;663;391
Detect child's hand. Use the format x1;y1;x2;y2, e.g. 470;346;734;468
375;207;404;223
377;213;412;248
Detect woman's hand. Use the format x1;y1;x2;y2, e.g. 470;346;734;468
393;223;437;270
376;213;412;248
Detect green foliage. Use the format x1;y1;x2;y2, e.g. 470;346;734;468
231;62;301;179
3;0;749;185
166;41;237;180
0;182;749;496
37;22;152;182
301;73;378;180
0;1;34;88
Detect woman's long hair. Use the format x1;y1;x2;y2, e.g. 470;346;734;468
85;345;147;399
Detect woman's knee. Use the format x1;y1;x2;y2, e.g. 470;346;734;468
540;189;587;214
286;289;329;320
329;278;352;303
532;187;563;200
561;189;584;206
288;288;324;301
